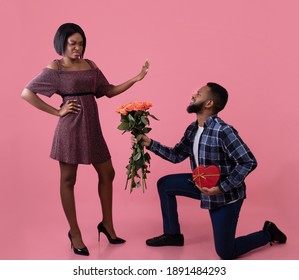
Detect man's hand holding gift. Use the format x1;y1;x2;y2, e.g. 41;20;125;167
192;165;223;196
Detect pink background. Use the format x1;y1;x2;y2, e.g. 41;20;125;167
1;0;298;260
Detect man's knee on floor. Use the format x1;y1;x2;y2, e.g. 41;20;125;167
216;247;235;260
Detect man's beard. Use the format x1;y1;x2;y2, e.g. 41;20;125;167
186;101;204;114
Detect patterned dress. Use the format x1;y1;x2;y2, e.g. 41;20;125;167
26;59;114;164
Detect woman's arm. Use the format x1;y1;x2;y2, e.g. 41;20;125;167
105;60;149;98
21;88;80;117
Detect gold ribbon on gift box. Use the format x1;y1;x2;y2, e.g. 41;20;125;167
192;166;220;188
192;173;219;181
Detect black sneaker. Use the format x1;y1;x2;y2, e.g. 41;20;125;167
263;221;287;245
146;233;184;247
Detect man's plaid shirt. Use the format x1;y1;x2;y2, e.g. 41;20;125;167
148;115;257;209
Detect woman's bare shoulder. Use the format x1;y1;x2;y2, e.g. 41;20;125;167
46;60;59;70
85;59;98;68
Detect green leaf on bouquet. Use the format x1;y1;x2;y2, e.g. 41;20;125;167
141;116;149;125
133;152;141;161
128;113;135;124
144;152;151;163
149;114;159;121
135;158;145;171
117;121;130;131
142;127;152;134
136;134;143;141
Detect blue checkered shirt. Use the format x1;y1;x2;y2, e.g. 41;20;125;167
148;115;257;209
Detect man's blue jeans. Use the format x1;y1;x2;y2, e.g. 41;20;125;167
157;173;270;259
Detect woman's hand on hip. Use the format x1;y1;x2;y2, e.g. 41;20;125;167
59;100;81;117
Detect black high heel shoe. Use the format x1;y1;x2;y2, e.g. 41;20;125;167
68;231;90;256
97;222;126;244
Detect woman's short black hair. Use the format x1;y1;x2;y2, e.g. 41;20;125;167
207;82;228;113
53;23;86;57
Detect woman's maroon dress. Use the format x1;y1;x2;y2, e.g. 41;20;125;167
26;59;114;164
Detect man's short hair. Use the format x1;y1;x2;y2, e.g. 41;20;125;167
207;82;228;113
54;23;86;57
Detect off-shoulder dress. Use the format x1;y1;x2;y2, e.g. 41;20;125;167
26;59;114;164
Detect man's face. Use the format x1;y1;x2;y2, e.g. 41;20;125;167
187;85;211;114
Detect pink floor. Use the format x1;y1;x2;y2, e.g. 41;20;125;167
1;173;296;260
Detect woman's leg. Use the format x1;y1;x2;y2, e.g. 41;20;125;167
92;160;118;238
59;162;86;249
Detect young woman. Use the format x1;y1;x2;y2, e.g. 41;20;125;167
21;23;149;256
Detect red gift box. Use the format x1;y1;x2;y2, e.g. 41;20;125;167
192;165;220;189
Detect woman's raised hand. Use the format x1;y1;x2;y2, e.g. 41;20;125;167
135;60;150;81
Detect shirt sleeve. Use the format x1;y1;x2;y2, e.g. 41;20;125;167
94;68;114;98
218;126;258;192
147;126;192;164
25;68;59;97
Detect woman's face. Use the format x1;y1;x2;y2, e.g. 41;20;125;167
64;32;84;59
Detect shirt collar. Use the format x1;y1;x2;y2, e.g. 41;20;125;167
195;114;218;128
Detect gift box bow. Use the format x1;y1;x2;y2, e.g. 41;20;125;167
192;165;220;189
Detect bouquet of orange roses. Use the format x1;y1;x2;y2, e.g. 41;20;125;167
116;101;158;192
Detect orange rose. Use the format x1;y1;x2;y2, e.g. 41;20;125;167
143;101;152;110
115;106;122;113
116;105;128;116
124;103;135;112
119;108;128;116
133;101;145;111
